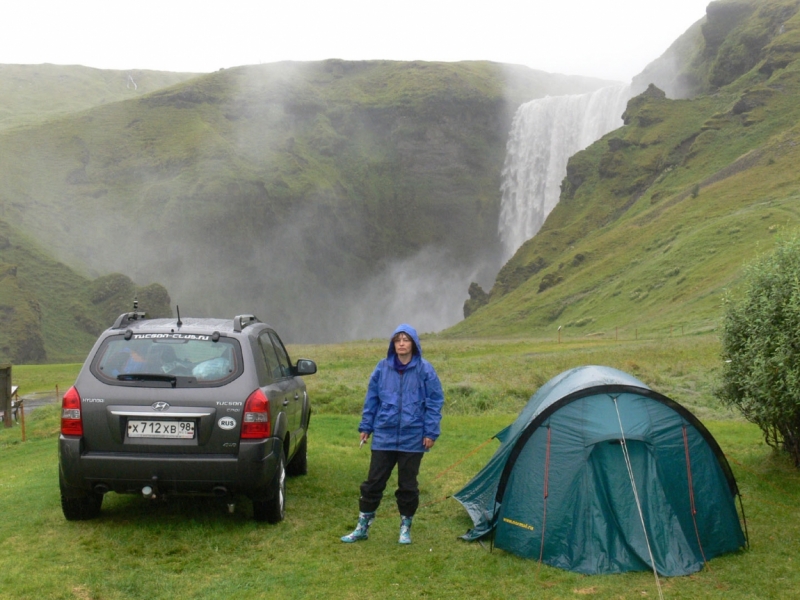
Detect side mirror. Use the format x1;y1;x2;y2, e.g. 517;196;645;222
294;359;317;375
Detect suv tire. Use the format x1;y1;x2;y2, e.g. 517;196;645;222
253;449;286;523
60;473;103;521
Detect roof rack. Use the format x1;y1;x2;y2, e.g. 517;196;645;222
233;314;260;332
111;311;148;330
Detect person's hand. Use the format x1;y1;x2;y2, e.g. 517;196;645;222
423;437;435;450
359;432;370;447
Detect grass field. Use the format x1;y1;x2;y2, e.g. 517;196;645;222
1;335;799;599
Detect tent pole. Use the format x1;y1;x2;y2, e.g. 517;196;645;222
539;425;551;564
683;425;711;569
737;492;750;550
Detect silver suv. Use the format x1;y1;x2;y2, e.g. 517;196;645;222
58;310;316;522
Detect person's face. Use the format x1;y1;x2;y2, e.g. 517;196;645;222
393;333;413;359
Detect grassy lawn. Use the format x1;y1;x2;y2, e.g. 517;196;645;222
1;335;799;599
9;363;83;397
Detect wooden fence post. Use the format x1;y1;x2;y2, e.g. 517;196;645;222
16;389;25;442
1;365;11;429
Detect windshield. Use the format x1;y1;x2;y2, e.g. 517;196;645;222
91;334;242;387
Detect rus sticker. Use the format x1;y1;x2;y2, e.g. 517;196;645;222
218;416;237;430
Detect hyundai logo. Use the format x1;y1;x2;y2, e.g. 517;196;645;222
152;402;170;411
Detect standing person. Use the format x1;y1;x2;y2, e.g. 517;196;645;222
341;324;444;545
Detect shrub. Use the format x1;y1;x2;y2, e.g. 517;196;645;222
717;234;800;466
538;273;563;293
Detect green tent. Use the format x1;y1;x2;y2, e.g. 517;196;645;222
454;365;747;576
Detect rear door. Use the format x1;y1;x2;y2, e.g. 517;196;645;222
258;332;295;450
259;331;303;455
81;333;245;456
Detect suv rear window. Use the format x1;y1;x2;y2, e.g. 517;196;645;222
90;334;242;387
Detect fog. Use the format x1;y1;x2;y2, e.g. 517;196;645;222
5;0;713;84
139;211;499;343
335;248;499;341
60;163;502;343
104;225;497;344
5;18;697;343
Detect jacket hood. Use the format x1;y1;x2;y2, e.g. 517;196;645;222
387;323;423;359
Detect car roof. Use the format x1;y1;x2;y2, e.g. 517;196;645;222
109;313;268;336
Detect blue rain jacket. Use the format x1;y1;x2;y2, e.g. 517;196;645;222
358;324;444;452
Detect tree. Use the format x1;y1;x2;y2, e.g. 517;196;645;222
717;234;800;467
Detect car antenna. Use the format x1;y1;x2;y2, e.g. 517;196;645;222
133;296;138;311
176;305;183;328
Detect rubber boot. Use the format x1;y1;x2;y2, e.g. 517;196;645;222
340;511;375;543
399;515;413;544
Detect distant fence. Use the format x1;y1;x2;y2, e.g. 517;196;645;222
554;323;718;343
1;381;62;442
17;388;62;403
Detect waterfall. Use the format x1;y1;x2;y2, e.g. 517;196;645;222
497;84;632;261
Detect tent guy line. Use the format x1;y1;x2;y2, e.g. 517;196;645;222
613;395;665;599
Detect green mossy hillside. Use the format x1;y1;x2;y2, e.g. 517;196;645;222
0;64;199;131
450;0;800;339
0;219;171;363
633;0;800;98
0;60;610;347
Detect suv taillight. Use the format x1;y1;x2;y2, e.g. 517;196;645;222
61;386;83;436
241;389;271;439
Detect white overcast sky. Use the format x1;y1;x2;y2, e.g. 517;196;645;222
2;0;712;82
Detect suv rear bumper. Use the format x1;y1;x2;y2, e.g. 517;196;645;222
59;435;282;499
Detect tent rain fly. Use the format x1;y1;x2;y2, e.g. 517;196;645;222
454;365;746;576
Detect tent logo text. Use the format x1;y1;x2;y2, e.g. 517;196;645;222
503;517;535;531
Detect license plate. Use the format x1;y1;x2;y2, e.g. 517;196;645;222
127;420;195;439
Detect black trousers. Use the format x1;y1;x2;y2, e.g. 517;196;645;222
359;450;424;516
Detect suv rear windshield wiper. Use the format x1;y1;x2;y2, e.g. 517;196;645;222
117;373;178;387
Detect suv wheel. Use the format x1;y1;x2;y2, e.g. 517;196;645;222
286;434;307;477
253;449;285;523
60;473;103;521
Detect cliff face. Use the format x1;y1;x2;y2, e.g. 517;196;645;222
632;0;800;99
0;220;172;363
0;60;610;349
0;261;45;363
449;0;800;338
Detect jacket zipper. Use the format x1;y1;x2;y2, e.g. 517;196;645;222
396;370;404;446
